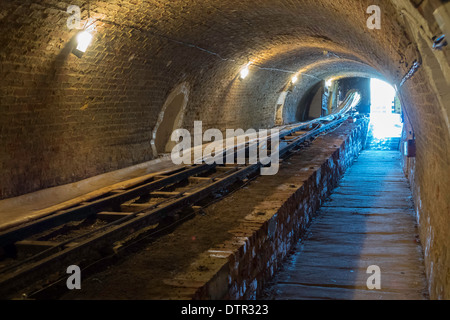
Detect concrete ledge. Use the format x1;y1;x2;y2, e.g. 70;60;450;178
165;118;369;300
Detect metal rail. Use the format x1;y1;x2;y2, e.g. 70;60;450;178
0;90;361;298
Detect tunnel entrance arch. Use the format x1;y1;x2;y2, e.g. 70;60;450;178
151;82;190;156
275;91;288;126
295;81;324;122
292;76;373;123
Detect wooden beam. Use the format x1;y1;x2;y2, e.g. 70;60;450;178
150;191;182;198
120;203;154;212
15;240;61;255
97;212;134;221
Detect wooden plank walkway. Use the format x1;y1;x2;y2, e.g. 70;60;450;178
265;150;429;300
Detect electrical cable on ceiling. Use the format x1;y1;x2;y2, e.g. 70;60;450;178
93;15;324;80
31;0;323;81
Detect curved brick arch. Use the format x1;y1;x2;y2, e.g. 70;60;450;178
151;81;190;156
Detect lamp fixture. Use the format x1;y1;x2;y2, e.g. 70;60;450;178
72;30;93;58
240;62;253;80
240;65;250;79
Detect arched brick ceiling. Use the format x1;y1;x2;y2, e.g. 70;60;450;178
75;0;412;130
80;0;409;83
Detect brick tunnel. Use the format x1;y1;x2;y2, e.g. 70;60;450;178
0;0;449;303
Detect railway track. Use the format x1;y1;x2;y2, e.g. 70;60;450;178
0;91;362;299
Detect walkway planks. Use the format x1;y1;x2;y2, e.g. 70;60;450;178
266;151;429;300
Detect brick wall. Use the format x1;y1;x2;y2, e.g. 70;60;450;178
394;0;450;299
400;67;450;300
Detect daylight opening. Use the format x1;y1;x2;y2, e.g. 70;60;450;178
367;78;403;150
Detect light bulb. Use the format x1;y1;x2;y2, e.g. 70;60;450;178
76;31;93;53
240;66;249;79
292;75;298;84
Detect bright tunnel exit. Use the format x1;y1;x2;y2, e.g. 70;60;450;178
367;78;403;149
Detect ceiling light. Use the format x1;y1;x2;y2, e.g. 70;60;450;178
72;31;93;58
240;66;250;79
325;79;333;87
